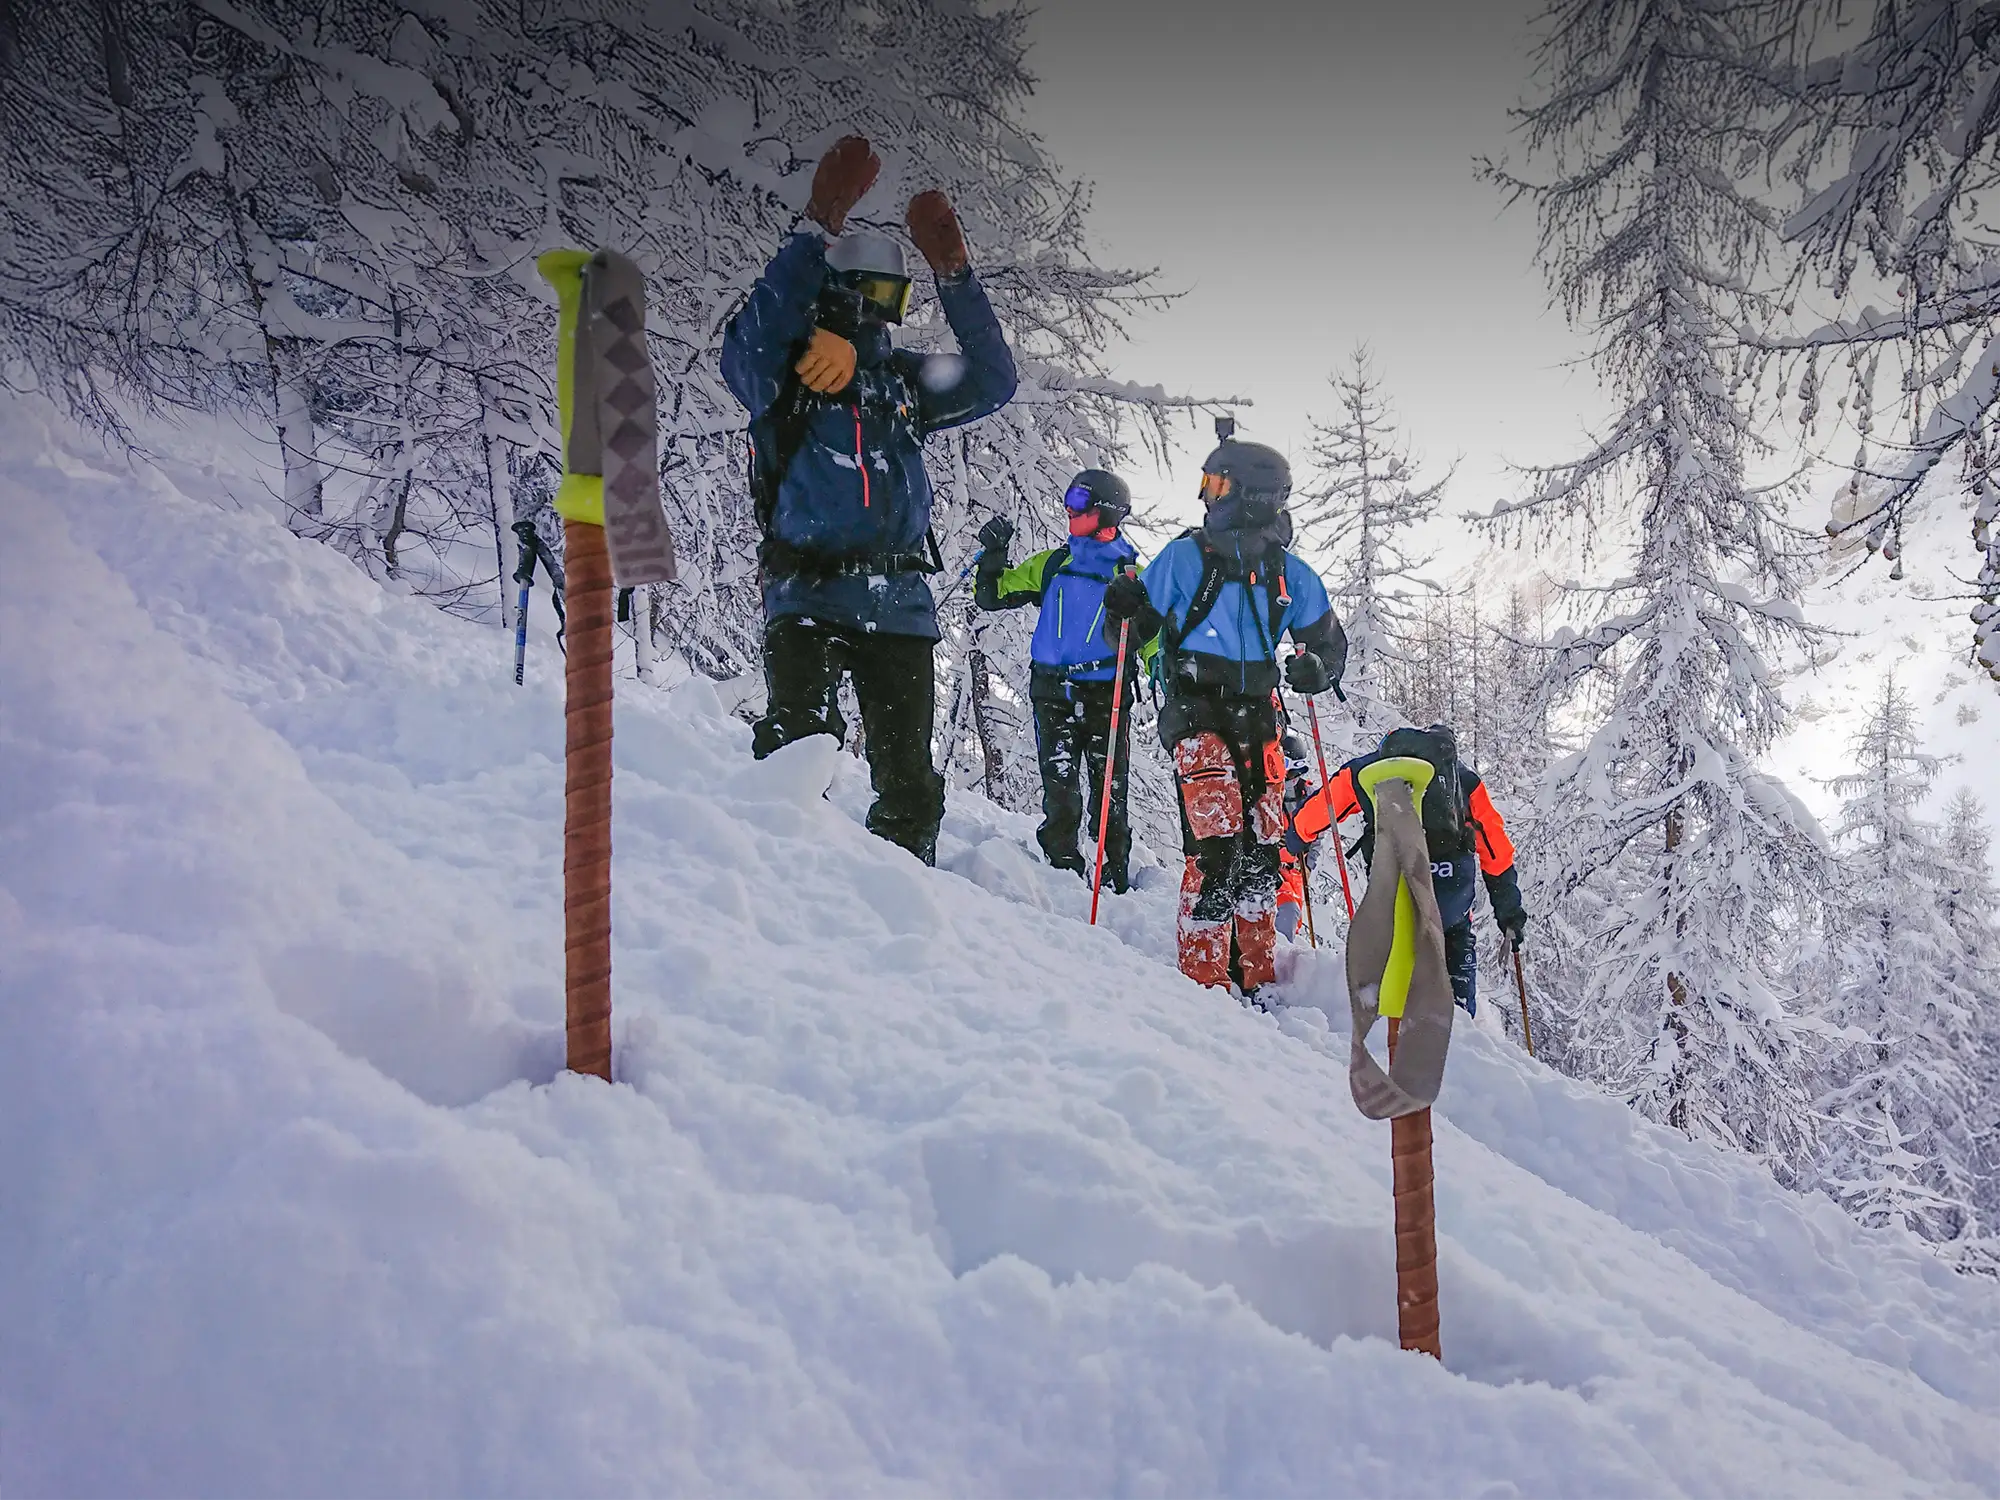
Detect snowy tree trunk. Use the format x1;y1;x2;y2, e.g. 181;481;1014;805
481;390;517;630
633;588;657;685
378;293;417;581
229;207;324;525
272;374;325;523
967;640;1006;800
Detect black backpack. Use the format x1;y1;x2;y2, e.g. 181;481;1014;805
1161;524;1292;660
1375;725;1473;857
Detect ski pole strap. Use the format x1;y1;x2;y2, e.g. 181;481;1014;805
1356;757;1437;1019
536;246;677;587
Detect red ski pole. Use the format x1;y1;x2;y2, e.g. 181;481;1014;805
1305;692;1356;920
1089;616;1133;927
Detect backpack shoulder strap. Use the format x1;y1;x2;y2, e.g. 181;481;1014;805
1044;544;1073;591
1267;547;1295;647
1164;532;1225;654
750;373;814;535
1238;542;1291;660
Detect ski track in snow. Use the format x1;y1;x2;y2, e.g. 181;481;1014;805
3;399;1999;1498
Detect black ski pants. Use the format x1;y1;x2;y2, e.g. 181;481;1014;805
1030;681;1131;888
753;616;945;864
1444;917;1478;1015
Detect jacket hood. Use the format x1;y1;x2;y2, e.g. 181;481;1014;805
1067;530;1136;567
1197;518;1290;569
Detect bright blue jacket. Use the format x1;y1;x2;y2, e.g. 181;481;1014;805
1139;534;1336;692
721;232;1017;639
976;531;1139;686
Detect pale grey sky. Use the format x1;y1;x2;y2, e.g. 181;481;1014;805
1023;0;1609;564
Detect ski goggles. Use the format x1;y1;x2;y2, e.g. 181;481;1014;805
848;273;912;322
1064;480;1101;513
1198;471;1233;502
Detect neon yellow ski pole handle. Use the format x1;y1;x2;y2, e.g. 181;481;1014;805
1356;756;1436;1019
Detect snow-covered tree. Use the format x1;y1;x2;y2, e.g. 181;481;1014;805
1296;346;1449;746
1812;675;1985;1242
1765;0;2000;683
0;0;1183;715
1939;788;2000;1241
1487;0;1831;1178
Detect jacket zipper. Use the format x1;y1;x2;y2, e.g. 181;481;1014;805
853;402;870;509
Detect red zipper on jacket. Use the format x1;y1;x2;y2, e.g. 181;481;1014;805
853;402;870;508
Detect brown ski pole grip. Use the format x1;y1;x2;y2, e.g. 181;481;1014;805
563;517;615;1080
1391;1106;1442;1359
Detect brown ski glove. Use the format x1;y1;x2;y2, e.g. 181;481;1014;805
795;327;857;394
805;136;880;235
906;190;969;277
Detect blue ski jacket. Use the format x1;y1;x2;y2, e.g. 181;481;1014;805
722;232;1017;639
1138;533;1336;690
976;531;1140;688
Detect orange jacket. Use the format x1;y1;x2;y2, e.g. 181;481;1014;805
1277;859;1306;912
1291;763;1516;877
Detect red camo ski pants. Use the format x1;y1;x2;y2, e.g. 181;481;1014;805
1174;730;1287;992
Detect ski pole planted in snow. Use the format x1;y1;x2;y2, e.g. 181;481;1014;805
1513;946;1536;1059
1089;611;1133;927
1300;866;1319;949
1344;755;1457;1363
538;247;678;1081
511;519;542;686
1304;693;1356;921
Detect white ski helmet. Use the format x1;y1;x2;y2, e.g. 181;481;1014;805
826;229;912;323
826;229;907;279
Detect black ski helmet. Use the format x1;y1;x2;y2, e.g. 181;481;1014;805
1281;730;1312;775
1063;467;1132;525
1201;438;1292;516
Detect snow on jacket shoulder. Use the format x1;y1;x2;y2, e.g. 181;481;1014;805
722;232;1018;639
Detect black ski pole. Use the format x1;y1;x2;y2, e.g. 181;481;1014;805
511;519;541;685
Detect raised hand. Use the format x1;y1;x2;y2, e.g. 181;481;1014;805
906;190;969;277
805;136;880;235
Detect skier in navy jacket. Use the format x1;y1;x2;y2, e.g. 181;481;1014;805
1103;434;1347;1002
973;469;1144;890
722;137;1017;864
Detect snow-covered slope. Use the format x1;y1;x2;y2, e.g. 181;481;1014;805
4;400;1999;1498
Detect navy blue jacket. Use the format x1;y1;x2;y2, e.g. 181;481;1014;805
722;232;1017;639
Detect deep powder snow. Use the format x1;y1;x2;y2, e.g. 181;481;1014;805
3;400;1998;1497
